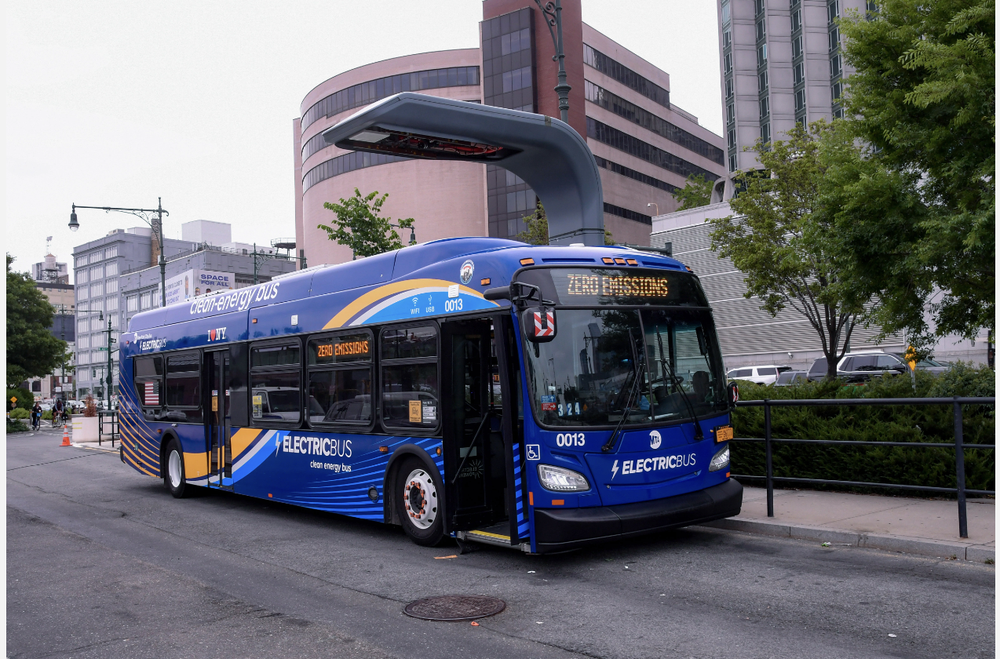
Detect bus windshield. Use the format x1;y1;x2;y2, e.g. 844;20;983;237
518;269;727;429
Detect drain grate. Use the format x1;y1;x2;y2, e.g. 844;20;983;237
403;595;506;621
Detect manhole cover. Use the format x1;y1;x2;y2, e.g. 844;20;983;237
403;595;506;621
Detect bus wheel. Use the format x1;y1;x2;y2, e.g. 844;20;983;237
164;439;188;499
396;459;444;546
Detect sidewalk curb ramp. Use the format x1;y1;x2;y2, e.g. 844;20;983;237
701;517;996;563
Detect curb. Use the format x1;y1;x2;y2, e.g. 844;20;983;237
701;518;996;564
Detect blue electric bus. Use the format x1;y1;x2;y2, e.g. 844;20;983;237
118;237;741;553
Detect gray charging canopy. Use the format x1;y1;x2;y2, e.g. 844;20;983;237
322;92;605;246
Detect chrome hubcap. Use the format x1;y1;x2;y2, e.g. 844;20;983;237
168;450;183;488
403;468;437;529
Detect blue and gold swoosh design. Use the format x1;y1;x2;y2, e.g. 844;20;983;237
324;278;497;329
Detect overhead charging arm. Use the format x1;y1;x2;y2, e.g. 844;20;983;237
322;92;605;246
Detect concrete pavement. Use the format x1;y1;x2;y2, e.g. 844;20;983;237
52;427;997;563
705;484;995;563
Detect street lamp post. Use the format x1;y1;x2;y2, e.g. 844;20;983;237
532;0;570;123
69;198;169;307
388;223;417;247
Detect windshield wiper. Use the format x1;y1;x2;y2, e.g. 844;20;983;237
602;330;645;453
655;330;703;441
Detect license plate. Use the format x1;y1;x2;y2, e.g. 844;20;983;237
714;425;734;442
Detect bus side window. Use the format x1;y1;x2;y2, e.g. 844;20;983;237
165;351;201;422
134;355;164;421
380;326;440;432
306;331;374;428
250;341;302;427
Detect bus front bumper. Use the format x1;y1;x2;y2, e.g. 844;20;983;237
532;479;743;553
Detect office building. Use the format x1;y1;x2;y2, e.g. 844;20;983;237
25;254;75;400
71;222;297;400
718;0;867;174
295;0;727;266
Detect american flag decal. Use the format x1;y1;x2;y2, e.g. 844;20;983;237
533;309;555;337
144;381;159;406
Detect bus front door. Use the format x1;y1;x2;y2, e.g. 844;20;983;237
205;350;231;489
441;317;515;542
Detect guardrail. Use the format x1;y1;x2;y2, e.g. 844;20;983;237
731;396;995;538
97;410;118;447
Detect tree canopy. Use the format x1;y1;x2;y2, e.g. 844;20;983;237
319;189;415;259
709;122;875;379
672;173;714;211
6;255;67;387
839;0;994;343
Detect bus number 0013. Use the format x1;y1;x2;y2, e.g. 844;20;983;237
555;433;586;447
444;299;463;312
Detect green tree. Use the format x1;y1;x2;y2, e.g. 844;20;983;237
709;122;873;380
6;255;67;387
672;173;714;211
319;189;415;259
839;0;994;343
515;202;616;245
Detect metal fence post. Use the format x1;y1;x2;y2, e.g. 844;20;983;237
764;400;774;517
954;397;968;538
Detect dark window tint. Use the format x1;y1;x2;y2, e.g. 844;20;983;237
308;368;373;424
808;358;827;375
252;344;300;368
251;373;301;423
167;353;199;373
134;356;162;378
381;364;439;429
381;327;437;360
759;367;778;376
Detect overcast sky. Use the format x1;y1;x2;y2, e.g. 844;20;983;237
5;1;722;281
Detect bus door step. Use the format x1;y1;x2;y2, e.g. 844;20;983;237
456;524;519;550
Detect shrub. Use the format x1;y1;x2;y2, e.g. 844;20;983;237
9;408;29;419
83;395;97;418
6;387;33;412
7;418;28;433
730;365;995;496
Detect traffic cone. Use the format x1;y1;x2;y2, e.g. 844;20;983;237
61;424;71;447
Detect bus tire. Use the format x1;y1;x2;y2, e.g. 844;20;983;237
395;458;444;546
163;438;188;499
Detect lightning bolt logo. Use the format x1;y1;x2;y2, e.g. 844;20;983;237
611;460;619;480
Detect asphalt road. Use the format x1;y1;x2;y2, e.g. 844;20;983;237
7;429;995;659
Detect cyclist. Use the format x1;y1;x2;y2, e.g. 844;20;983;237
53;398;65;427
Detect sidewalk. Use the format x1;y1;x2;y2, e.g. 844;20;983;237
704;484;995;563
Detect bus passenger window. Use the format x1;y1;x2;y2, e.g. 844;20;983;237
134;355;163;421
380;326;439;431
164;351;201;422
250;342;302;426
307;331;373;426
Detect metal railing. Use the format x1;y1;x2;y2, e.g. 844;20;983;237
97;410;118;447
731;396;995;538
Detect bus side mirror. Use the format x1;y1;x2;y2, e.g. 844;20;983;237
484;286;510;301
522;306;557;343
727;382;739;407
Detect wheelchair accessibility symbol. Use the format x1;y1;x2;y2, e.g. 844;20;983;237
526;444;540;461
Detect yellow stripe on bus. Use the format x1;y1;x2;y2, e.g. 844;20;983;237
230;428;263;460
183;451;209;479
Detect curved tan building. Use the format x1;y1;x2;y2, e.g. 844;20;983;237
294;0;727;268
294;50;486;266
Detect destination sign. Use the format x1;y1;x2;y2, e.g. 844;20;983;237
516;268;708;307
310;333;371;365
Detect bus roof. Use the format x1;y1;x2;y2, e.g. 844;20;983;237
125;238;688;337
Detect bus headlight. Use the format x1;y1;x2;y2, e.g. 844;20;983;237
709;445;730;472
537;464;590;492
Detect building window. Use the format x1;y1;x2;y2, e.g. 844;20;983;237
90;265;103;280
300;65;481;135
795;89;806;112
830;54;841;77
106;296;119;312
603;203;652;225
78;287;89;301
792;36;802;58
829;26;840;52
91;282;104;297
756;18;766;42
723;29;732;48
725;78;734;99
828;0;839;22
140;291;152;310
501;65;532;93
724;53;733;74
727;102;735;125
721;1;730;24
729;154;737;172
105;245;118;259
77;270;88;285
105;262;118;277
794;62;804;85
761;122;771;144
582;44;670;109
757;44;768;67
126;295;138;312
759;97;769;119
758;70;768;93
592;156;680;195
105;278;118;294
728;129;736;149
302;149;411;192
832;81;842;101
792;9;802;31
78;335;90;349
586;118;720;182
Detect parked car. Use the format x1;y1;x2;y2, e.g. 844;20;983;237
889;353;951;375
726;365;791;386
808;351;908;383
774;370;808;386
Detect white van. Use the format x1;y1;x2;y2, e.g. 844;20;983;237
726;365;790;386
